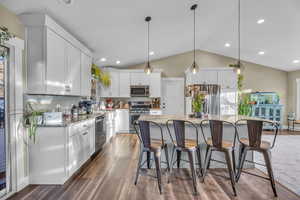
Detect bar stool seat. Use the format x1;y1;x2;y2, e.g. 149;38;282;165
207;138;233;149
174;139;198;150
150;139;166;150
240;138;271;150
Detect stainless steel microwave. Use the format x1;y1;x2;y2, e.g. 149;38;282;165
130;86;150;97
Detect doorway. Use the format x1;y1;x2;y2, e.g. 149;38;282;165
161;78;185;115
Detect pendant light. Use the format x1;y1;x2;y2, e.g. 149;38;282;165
236;0;241;75
190;4;199;74
144;16;152;75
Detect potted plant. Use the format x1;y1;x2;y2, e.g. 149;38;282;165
23;102;46;143
192;93;205;118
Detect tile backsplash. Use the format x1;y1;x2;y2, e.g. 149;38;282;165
24;95;82;111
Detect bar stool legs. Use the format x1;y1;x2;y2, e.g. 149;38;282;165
202;146;237;196
134;148;168;194
154;151;162;194
134;148;144;185
236;145;278;197
224;150;237;196
262;150;278;197
187;151;198;195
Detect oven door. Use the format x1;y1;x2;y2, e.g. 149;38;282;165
130;86;149;97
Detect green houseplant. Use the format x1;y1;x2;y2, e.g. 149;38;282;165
192;93;205;118
23;102;46;143
91;64;111;87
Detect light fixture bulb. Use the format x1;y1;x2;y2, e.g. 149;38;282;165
192;67;197;74
237;68;241;75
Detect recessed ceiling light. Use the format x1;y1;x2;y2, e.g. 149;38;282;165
258;51;265;55
257;19;265;24
225;43;231;47
293;60;300;64
116;60;121;64
100;58;106;62
149;51;155;56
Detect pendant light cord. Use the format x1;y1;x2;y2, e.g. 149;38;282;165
238;0;241;63
147;20;150;63
193;7;196;63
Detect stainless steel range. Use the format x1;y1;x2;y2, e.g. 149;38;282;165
129;101;151;132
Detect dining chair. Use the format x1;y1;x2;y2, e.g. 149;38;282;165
199;119;237;196
235;119;279;197
166;119;202;195
133;120;170;194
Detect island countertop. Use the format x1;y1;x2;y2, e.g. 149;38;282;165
138;114;279;125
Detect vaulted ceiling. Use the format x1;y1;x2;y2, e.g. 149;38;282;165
1;0;300;71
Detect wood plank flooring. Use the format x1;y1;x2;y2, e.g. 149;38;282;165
9;134;300;200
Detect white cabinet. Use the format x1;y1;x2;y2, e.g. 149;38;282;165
110;72;120;97
186;69;218;85
218;70;237;89
119;72;130;97
66;41;81;95
197;70;218;84
150;72;161;97
45;28;67;95
220;88;237;115
21;14;93;96
115;109;130;133
106;111;116;141
130;72;150;85
81;52;92;97
100;71;119;97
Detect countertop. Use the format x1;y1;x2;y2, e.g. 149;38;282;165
138;114;279;125
37;112;106;127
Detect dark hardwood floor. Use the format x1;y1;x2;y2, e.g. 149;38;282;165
9;134;300;200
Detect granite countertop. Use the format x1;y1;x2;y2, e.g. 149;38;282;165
138;114;279;125
37;112;106;127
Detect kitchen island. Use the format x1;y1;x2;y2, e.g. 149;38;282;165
138;114;278;168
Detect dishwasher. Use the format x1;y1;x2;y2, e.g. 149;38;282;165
94;115;106;156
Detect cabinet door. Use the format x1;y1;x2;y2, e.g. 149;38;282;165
119;72;130;97
150;73;161;97
218;70;237;89
68;132;83;175
46;28;67;95
81;52;92;96
110;72;120;97
115;109;129;132
220;88;237;115
130;73;150;85
66;42;81;96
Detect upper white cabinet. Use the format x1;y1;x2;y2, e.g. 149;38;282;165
98;69;162;98
66;41;81;96
185;68;237;89
218;70;237;89
46;28;67;95
81;52;92;97
119;72;130;97
150;72;161;97
130;73;150;85
20;14;93;96
99;71;120;97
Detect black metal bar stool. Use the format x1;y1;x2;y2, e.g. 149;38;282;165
199;119;237;196
235;119;279;197
133;120;170;194
166;120;202;195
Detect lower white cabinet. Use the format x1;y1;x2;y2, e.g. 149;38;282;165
115;109;130;133
29;119;95;185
